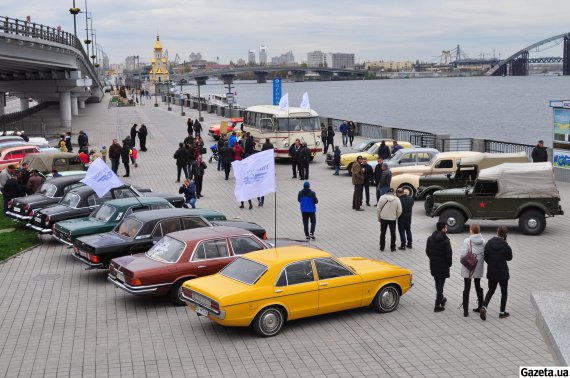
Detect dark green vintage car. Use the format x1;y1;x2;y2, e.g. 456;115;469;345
54;198;229;246
417;165;478;203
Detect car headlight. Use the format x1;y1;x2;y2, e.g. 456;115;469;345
315;141;320;146
284;142;290;148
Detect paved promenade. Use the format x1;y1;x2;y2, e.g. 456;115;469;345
1;97;569;377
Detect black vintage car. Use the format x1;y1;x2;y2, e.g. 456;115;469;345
72;208;267;268
416;165;478;201
27;185;184;234
5;174;86;221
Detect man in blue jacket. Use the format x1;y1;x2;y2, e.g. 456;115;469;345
298;181;318;240
339;121;349;147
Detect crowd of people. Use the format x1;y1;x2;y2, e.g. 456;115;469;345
0;163;45;213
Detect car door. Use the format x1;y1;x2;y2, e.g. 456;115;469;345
314;258;363;314
191;238;232;276
470;181;498;218
432;158;454;175
273;260;318;319
151;219;182;244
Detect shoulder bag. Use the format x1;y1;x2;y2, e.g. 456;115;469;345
460;240;478;277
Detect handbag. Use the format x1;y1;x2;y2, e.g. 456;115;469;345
202;147;207;154
460;240;478;277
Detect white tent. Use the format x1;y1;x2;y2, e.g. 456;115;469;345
478;162;559;198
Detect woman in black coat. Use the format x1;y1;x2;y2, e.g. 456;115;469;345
480;226;512;321
120;143;131;177
130;124;138;148
138;125;148;151
425;222;453;312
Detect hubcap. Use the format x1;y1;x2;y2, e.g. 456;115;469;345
447;217;457;227
527;218;538;229
261;311;280;333
381;289;396;308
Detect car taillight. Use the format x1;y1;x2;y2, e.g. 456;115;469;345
182;286;192;298
24;204;29;212
262;232;267;240
73;246;79;254
89;254;100;263
130;278;142;286
7;200;13;208
44;216;50;226
109;264;115;273
28;210;34;216
210;301;220;311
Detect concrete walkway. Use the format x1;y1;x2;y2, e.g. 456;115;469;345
0;96;569;377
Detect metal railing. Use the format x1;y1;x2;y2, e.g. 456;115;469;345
412;135;473;151
485;139;534;159
393;128;435;145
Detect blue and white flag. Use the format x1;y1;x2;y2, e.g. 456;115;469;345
232;149;276;202
300;92;310;109
80;158;124;197
277;93;289;112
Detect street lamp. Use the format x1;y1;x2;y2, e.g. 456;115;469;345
167;80;171;111
69;1;80;37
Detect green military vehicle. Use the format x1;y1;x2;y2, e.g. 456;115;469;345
426;163;564;235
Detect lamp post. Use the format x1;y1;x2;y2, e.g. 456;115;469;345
69;1;80;37
154;82;158;107
84;1;91;57
167;80;171;111
197;84;203;121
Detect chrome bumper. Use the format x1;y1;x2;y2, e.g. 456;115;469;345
72;252;104;268
180;291;226;320
107;275;164;294
52;233;73;246
5;211;30;220
26;223;52;234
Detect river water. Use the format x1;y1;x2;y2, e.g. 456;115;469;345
181;76;570;145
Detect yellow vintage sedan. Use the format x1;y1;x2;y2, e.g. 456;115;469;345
180;247;413;337
340;140;413;171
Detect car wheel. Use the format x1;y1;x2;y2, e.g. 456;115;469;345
439;209;465;233
424;195;435;215
169;280;187;306
252;306;285;337
373;285;400;313
398;183;416;198
519;209;546;235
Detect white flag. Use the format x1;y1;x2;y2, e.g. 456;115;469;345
300;92;310;109
80;158;124;197
232;149;276;202
277;93;289;111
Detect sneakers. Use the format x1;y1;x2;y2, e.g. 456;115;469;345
309;234;315;240
499;312;510;319
480;307;487;321
390;248;396;252
441;297;447;307
434;305;445;313
306;236;310;240
406;244;412;249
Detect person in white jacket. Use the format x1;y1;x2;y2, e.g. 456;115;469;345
376;188;402;252
460;224;486;317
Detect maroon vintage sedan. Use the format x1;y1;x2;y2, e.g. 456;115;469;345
107;226;269;305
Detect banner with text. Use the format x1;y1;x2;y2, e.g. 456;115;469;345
232;149;276;201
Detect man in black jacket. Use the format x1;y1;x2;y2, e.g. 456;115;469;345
531;140;548;162
426;222;452;312
108;139;122;174
288;139;302;179
220;142;234;180
120;142;131;177
397;188;414;249
130;124;138;148
174;143;189;182
244;133;256;157
298;143;311;180
361;158;374;206
138;125;148;151
193;120;202;137
373;157;384;204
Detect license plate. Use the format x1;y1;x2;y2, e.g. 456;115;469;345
193;292;210;307
79;250;89;258
116;271;125;282
13;206;20;212
35;216;41;222
195;306;209;316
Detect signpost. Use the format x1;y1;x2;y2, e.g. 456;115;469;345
273;78;282;106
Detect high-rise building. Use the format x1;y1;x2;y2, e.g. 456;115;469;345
325;53;355;69
307;51;325;67
125;56;136;71
248;50;256;65
189;52;202;62
270;50;295;65
149;34;169;83
259;45;267;66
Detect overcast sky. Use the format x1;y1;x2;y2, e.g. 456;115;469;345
4;0;570;64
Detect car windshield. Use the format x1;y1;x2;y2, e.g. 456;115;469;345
356;140;371;151
145;236;185;263
90;204;116;222
114;218;143;238
39;183;57;197
59;192;81;208
367;144;379;154
220;257;267;285
277;117;320;131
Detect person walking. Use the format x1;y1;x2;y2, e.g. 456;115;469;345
298;142;311;180
378;163;392;197
377;188;402;252
333;146;341;175
426;222;453;312
239;199;253;210
396;188;414;250
480;226;512;321
120;141;131;177
326;125;335;153
233;141;244;161
179;179;197;208
378;140;391;160
192;157;207;198
185;143;197;180
216;137;225;171
288;139;302;179
109;139;121;174
220;142;234;180
361;157;373;206
298;181;318;240
193;119;203;138
348;121;356;146
320;125;328;154
138;124;148;151
244;132;255;158
460;224;486;317
186;118;194;135
373;157;384;204
130;124;138;148
339;121;349;147
228;132;238;148
174;143;189;182
531;140;548;162
352;156;365;211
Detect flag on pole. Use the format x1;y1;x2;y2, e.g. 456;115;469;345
277;93;289;111
300;92;310;109
80;158;124;197
232;149;276;202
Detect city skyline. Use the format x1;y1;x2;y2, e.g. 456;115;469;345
5;0;570;64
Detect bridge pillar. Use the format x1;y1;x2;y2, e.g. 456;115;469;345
316;71;333;81
253;71;268;83
0;93;5;116
564;36;570;76
20;98;29;111
511;51;529;76
290;70;306;82
78;99;86;109
71;97;79;116
220;74;236;85
59;91;72;131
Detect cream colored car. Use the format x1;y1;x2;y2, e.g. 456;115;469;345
391;151;529;197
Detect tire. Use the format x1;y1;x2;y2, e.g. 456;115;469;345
252;306;285;337
168;280;187;306
518;209;546;235
372;285;400;313
424;194;435;215
398;183;416;198
439;209;465;233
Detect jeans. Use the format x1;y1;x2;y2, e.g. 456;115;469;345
363;179;371;205
185;197;196;209
341;134;348;146
484;279;508;312
353;184;363;209
334;164;340;175
349;133;354;146
111;158;120;174
380;219;396;250
217;157;223;171
434;277;446;304
291;161;300;178
299;162;309;179
302;212;316;236
398;218;412;246
379;186;390;196
123;161;130;176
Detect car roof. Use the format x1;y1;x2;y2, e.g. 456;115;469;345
45;174;86;185
104;197;170;208
395;147;439;153
0;145;39;153
168;226;253;242
244;246;331;266
68;185;95;195
127;208;210;222
434;151;481;159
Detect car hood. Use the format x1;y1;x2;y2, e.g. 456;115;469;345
112;253;164;273
76;232;130;248
183;273;270;306
39;204;74;216
391;165;431;175
56;217;106;233
338;257;411;280
340;151;369;161
210;220;266;238
14;194;50;205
